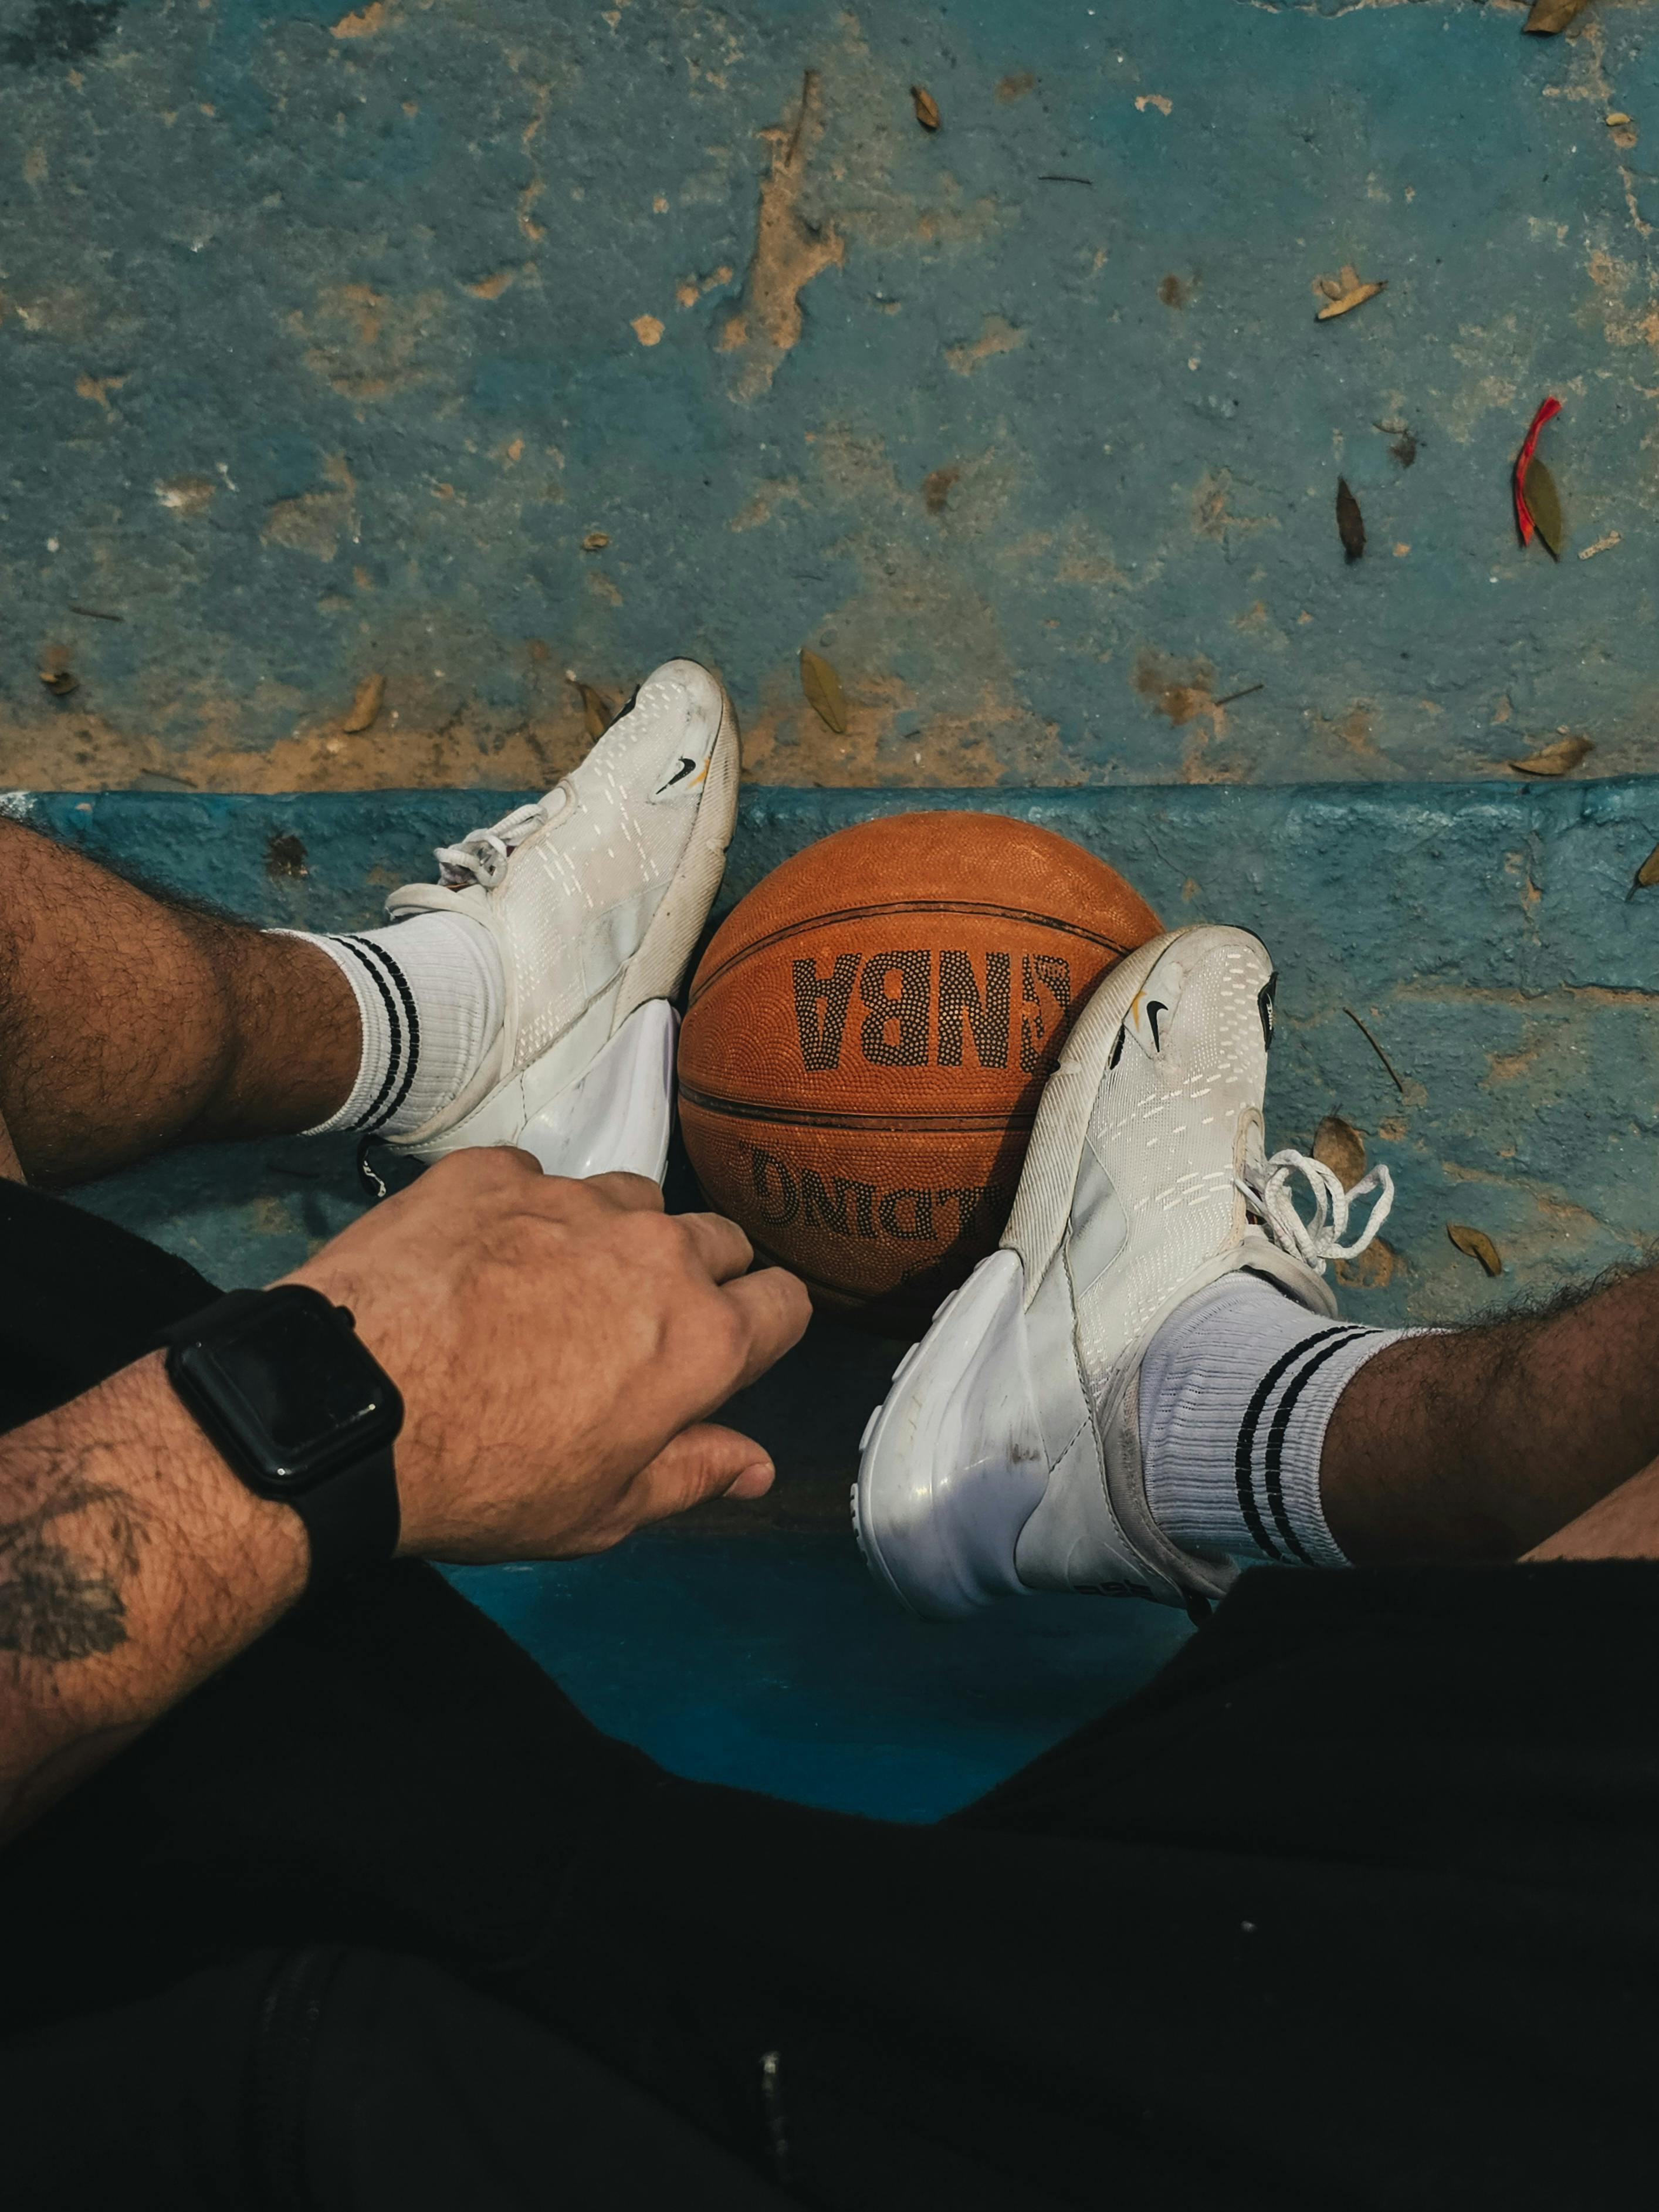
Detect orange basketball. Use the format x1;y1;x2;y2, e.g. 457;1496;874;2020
678;813;1162;1327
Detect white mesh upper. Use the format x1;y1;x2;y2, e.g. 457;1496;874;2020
389;660;733;1090
1070;933;1271;1411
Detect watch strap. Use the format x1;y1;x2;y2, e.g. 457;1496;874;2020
290;1444;401;1591
158;1288;402;1594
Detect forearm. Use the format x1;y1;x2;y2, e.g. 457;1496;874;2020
0;1354;308;1841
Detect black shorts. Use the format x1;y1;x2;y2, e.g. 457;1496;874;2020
2;1176;1655;2209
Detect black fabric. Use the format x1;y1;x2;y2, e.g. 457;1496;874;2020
2;1179;1657;2207
0;1173;221;1430
0;1946;792;2211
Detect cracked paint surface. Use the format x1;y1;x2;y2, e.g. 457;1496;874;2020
2;0;1658;789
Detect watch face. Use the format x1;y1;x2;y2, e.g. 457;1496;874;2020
177;1294;401;1489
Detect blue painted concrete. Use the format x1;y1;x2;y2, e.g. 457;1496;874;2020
4;2;1659;791
15;780;1655;1814
443;1542;1191;1821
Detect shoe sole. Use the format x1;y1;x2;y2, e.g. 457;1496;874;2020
852;933;1190;1619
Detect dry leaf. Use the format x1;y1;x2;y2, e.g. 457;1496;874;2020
1316;282;1386;322
800;647;848;733
342;671;385;733
1313;1112;1367;1189
1447;1223;1503;1277
38;668;76;696
1524;0;1594;32
1336;477;1366;563
581;530;610;552
1634;840;1659;891
1315;266;1387;321
1513;396;1562;546
577;683;615;740
911;84;940;130
1508;734;1592;778
1524;458;1566;557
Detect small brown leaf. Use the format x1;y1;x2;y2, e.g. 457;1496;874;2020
1447;1223;1504;1277
1313;1112;1367;1189
800;647;848;734
1336;477;1366;563
1525;0;1593;33
1316;275;1344;301
581;530;610;552
578;683;615;740
1316;279;1386;322
39;668;77;696
1633;840;1659;891
911;83;941;130
342;671;385;733
1523;457;1565;557
1508;734;1593;778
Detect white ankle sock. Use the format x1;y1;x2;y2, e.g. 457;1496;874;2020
1139;1276;1413;1570
279;914;505;1140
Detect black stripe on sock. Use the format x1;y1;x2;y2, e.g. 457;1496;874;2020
334;938;404;1131
1261;1328;1369;1566
343;936;422;1133
1233;1324;1361;1562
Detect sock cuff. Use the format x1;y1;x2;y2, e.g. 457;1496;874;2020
268;929;421;1137
1140;1273;1440;1574
1260;1324;1400;1569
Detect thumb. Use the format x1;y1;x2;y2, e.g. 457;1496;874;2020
621;1424;776;1530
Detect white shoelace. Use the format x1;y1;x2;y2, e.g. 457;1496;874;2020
1235;1148;1395;1274
432;784;573;890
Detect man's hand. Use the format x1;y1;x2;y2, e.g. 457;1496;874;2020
289;1149;810;1562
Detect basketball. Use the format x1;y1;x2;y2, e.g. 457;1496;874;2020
677;813;1163;1327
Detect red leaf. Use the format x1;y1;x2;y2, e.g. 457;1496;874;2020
1513;395;1562;546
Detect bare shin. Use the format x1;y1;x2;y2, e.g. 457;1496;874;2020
0;821;358;1183
1322;1264;1659;1564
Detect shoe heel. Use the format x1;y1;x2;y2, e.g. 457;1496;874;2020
854;1251;1048;1620
519;1000;677;1181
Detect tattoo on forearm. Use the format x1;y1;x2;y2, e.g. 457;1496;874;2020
0;1477;143;1663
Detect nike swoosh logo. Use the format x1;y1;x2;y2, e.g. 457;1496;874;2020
656;755;699;793
1145;999;1168;1050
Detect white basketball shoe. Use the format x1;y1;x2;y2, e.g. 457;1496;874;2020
854;925;1391;1618
382;658;739;1179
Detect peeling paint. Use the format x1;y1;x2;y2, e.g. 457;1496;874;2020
719;70;845;402
5;0;1659;790
943;312;1024;375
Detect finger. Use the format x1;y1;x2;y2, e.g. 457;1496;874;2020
675;1210;755;1285
581;1171;666;1213
717;1267;812;1394
619;1424;776;1531
426;1142;544;1187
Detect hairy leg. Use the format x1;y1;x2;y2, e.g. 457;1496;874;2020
1323;1264;1659;1564
0;821;357;1185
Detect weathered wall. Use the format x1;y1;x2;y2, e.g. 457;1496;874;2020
4;0;1658;790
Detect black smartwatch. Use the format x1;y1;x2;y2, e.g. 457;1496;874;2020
160;1286;404;1591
